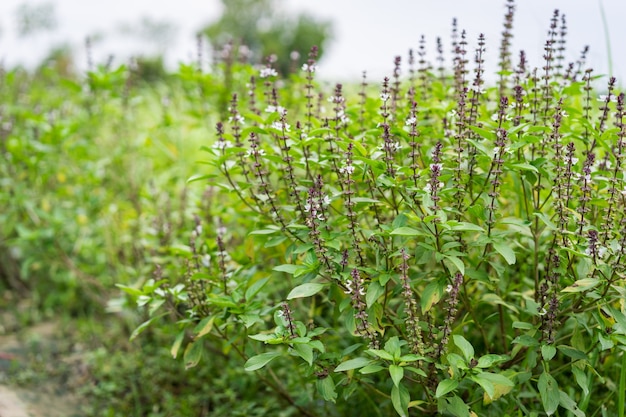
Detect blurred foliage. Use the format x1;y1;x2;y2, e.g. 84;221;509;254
201;0;332;75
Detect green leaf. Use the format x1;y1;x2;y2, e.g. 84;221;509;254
541;344;557;361
184;340;203;369
391;383;410;417
192;316;215;339
273;264;301;274
116;284;144;298
492;241;516;265
471;374;495;399
476;354;509;368
444;395;471;417
293;343;313;366
384;336;402;359
170;331;185;359
561;278;600;293
316;376;337;403
245;277;270;300
249;228;280;235
421;279;443;313
366;280;385;308
129;313;166;341
444;256;465;275
448;221;485;232
360;364;386;374
389;364;404;387
538;372;560;415
559;390;585;417
512;335;539;347
436;379;459;398
572;366;590;396
478;372;514;404
286;283;326;300
390;226;423;236
557;345;588;361
334;357;373;372
367;349;395;361
453;335;474;362
244;352;282;371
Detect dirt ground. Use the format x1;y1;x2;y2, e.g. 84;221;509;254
0;321;86;417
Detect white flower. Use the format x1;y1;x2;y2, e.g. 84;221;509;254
327;96;345;104
339;165;355;175
470;85;485;94
271;121;291;132
380;93;390;101
585;245;608;258
265;105;286;116
598;94;618;103
345;280;353;294
538;307;547;316
493;146;512;156
322;195;331;205
227;114;245;124
302;63;318;73
445;284;453;293
260;68;278;78
245;148;266;158
213;140;233;150
405;117;417;126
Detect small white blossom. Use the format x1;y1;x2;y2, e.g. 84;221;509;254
405;117;417;126
260;67;278;78
245;148;266;158
598;94;618;103
585;245;608;258
227;114;245;124
344;280;353;294
271;121;291;132
470;85;485;94
339;165;355;175
322;195;331;206
380;93;390;101
538;307;547;316
213;140;233;150
302;63;318;73
264;105;286;115
445;284;453;293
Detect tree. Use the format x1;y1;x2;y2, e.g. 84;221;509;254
201;0;332;74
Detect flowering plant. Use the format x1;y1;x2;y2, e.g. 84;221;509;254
126;3;626;416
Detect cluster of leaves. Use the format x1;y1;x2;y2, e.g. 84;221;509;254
129;2;626;416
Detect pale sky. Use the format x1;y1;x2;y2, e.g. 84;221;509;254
0;0;624;85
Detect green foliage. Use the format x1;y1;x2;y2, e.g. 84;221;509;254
127;4;626;417
3;1;626;416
